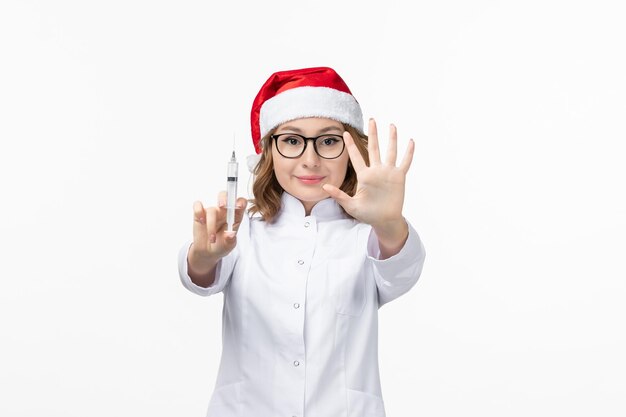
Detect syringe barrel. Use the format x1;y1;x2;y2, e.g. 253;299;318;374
226;161;238;231
227;160;238;179
226;174;237;208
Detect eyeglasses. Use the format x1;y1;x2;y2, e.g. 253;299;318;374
270;133;345;159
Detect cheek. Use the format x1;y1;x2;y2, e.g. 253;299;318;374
271;155;293;185
271;150;284;176
331;159;350;184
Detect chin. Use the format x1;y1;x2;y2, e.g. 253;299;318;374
299;192;326;202
289;189;326;202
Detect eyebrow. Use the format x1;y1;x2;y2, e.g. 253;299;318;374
277;125;344;134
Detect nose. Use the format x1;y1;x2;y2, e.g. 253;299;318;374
301;141;321;168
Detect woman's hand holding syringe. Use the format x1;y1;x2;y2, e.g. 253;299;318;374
188;191;248;288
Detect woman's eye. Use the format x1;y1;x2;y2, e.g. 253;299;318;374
319;136;339;146
281;136;302;146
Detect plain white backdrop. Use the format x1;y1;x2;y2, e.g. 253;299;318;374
1;0;625;416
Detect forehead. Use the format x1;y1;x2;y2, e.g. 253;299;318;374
276;117;343;133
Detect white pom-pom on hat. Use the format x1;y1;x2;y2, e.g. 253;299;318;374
246;153;262;173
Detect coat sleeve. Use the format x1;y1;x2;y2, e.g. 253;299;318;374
177;241;239;296
177;214;249;297
366;219;426;308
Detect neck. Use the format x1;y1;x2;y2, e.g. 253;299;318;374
302;200;316;215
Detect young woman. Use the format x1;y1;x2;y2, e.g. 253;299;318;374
178;66;426;417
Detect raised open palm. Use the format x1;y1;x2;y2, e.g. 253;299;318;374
322;118;415;228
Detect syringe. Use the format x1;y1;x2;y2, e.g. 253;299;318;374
226;149;238;232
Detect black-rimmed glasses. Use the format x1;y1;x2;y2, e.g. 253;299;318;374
270;133;345;159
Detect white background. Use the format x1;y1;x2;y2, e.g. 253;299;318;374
1;0;625;416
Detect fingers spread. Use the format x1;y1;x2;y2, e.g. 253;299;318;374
385;124;398;166
399;139;415;173
322;183;351;207
343;131;367;172
367;118;381;166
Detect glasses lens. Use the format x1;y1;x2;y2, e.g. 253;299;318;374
315;135;344;158
276;135;305;158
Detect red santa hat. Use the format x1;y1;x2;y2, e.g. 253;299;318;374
249;66;364;156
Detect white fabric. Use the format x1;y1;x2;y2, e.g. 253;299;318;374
246;153;262;173
178;192;426;417
259;86;364;139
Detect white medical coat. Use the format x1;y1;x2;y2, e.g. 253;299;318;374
178;192;426;417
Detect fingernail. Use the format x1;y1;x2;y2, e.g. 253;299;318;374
210;234;216;243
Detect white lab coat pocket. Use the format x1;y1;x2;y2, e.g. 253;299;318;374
206;381;242;417
347;389;386;417
327;258;366;317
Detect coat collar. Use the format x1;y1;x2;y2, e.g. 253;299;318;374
277;191;346;222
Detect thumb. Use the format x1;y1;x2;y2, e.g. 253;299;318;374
322;183;352;208
222;230;238;250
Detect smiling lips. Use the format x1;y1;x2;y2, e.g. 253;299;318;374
296;175;325;185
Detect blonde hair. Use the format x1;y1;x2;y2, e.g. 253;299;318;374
248;124;369;222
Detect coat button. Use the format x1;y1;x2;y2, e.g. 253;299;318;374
293;360;300;367
297;260;304;265
293;303;300;309
304;221;310;228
